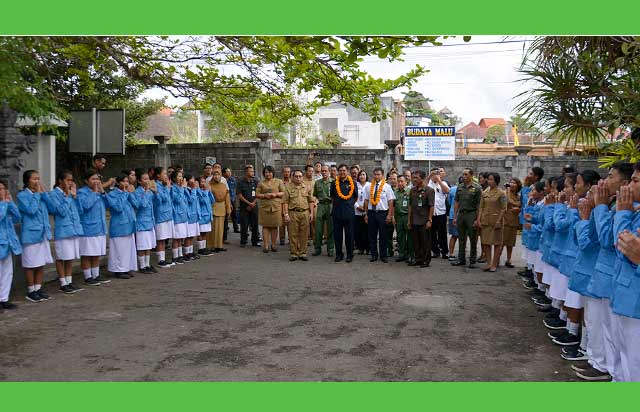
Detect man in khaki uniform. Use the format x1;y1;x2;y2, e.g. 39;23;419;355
303;165;317;242
279;166;292;246
283;169;315;261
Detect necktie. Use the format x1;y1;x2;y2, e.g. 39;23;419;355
374;182;379;211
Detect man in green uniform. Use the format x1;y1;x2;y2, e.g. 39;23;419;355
385;172;398;257
393;175;412;263
452;167;482;268
313;165;335;256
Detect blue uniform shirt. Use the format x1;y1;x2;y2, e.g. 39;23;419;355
106;188;137;238
17;189;52;246
553;203;579;275
448;186;458;220
43;187;84;240
186;187;199;224
171;185;188;224
540;204;556;265
197;188;215;224
610;208;640;319
569;215;599;297
133;186;155;232
0;201;22;259
153;181;173;225
519;186;531;224
525;200;544;251
77;186;108;237
587;203;617;299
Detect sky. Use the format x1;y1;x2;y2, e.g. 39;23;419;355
142;35;535;126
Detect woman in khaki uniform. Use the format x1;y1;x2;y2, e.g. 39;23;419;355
476;172;507;272
256;165;285;253
502;177;522;268
207;171;231;252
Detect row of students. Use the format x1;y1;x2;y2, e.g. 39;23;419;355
0;166;219;308
519;162;640;382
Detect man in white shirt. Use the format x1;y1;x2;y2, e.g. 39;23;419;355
427;167;450;258
363;167;396;263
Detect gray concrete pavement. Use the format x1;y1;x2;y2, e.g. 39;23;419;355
0;233;577;381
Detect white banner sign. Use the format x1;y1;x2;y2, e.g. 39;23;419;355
404;126;456;161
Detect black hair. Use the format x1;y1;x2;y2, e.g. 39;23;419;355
121;169;134;176
305;164;314;172
413;170;427;179
292;169;304;177
562;165;576;175
55;170;73;187
223;167;231;174
430;167;440;173
314;161;322;166
458;176;464;184
169;170;183;183
531;167;545;181
262;165;275;177
463;167;474;175
174;164;183;171
184;173;195;182
510;177;523;193
153;166;165;177
555;176;565;192
83;169;99;182
634;161;640;172
373;167;384;175
213;162;221;168
349;165;358;171
92;154;106;162
134;168;147;183
115;173;129;184
611;161;634;182
0;180;7;189
244;165;254;172
203;163;212;169
22;170;38;189
533;181;545;193
358;170;368;181
480;172;490;179
578;170;601;187
564;172;577;187
488;172;501;185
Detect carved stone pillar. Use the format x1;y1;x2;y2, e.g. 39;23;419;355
0;105;37;195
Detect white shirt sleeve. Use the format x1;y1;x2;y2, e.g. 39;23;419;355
362;182;371;201
386;184;396;201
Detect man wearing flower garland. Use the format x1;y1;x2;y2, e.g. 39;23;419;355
363;167;396;263
330;164;357;262
313;165;335;257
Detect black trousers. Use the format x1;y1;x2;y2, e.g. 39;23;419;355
368;210;388;258
231;204;239;230
354;215;369;252
431;214;449;256
240;207;259;245
333;214;355;259
411;224;432;264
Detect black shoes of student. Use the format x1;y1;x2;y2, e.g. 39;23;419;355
85;278;101;286
37;289;50;300
26;291;45;303
370;256;378;262
0;301;17;310
60;285;78;294
174;257;185;265
113;273;131;279
157;260;172;268
451;260;466;266
543;318;567;330
345;256;353;263
334;255;344;262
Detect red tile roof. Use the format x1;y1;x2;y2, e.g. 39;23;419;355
478;118;506;128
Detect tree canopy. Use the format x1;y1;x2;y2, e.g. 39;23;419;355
1;36;452;137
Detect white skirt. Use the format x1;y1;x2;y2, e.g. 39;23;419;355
521;247;529;262
541;261;553;285
79;235;106;257
135;229;157;251
155;221;174;241
22;240;54;268
198;222;212;233
54;237;80;261
0;255;13;302
534;251;543;273
187;222;199;237
565;288;584;309
108;234;138;273
173;222;188;239
549;266;568;301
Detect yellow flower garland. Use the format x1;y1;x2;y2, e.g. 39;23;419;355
369;179;385;206
335;175;355;200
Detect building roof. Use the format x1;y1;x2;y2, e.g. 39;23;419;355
478;118;506;128
438;106;453;115
458;122;478;132
159;107;175;116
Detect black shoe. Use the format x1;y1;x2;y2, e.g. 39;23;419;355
562;349;588;361
157;260;173;268
94;276;111;284
0;301;17;310
60;284;77;294
252;243;262;248
407;260;418;266
533;295;552;305
451;260;466;266
279;240;285;246
548;329;570;340
468;263;477;269
517;268;529;276
545;308;561;319
380;257;388;263
139;267;151;274
420;262;430;268
575;367;612;381
182;255;192;262
432;252;441;258
562;344;581;355
36;289;50;300
543;318;567;330
346;257;353;263
26;291;45;303
537;305;554;313
396;256;406;262
68;283;83;292
441;255;449;259
370;256;378;262
553;333;580;346
289;256;298;261
198;248;210;256
523;279;537;289
148;265;158;273
312;250;322;256
174;257;185;265
85;278;101;286
334;256;344;262
477;259;487;264
299;256;308;261
113;273;131;279
192;253;201;260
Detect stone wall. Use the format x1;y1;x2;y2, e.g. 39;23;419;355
100;141;606;181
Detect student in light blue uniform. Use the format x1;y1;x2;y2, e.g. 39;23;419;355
77;169;110;285
447;176;461;261
106;174;138;279
535;177;558;309
133;170;157;274
17;170;54;303
170;170;189;265
184;174;200;261
609;161;640;381
522;181;545;291
518;167;544;275
152;167;174;268
0;180;22;310
583;162;633;381
196;176;215;256
43;171;84;294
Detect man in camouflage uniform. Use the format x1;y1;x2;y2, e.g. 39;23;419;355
312;165;335;257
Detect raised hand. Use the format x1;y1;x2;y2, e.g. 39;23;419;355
593;180;610;206
616;185;634;211
569;193;579;209
578;198;592;220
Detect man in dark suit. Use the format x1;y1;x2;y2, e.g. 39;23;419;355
330;164;357;262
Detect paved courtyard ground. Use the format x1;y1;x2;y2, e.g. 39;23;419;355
0;233;577;381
